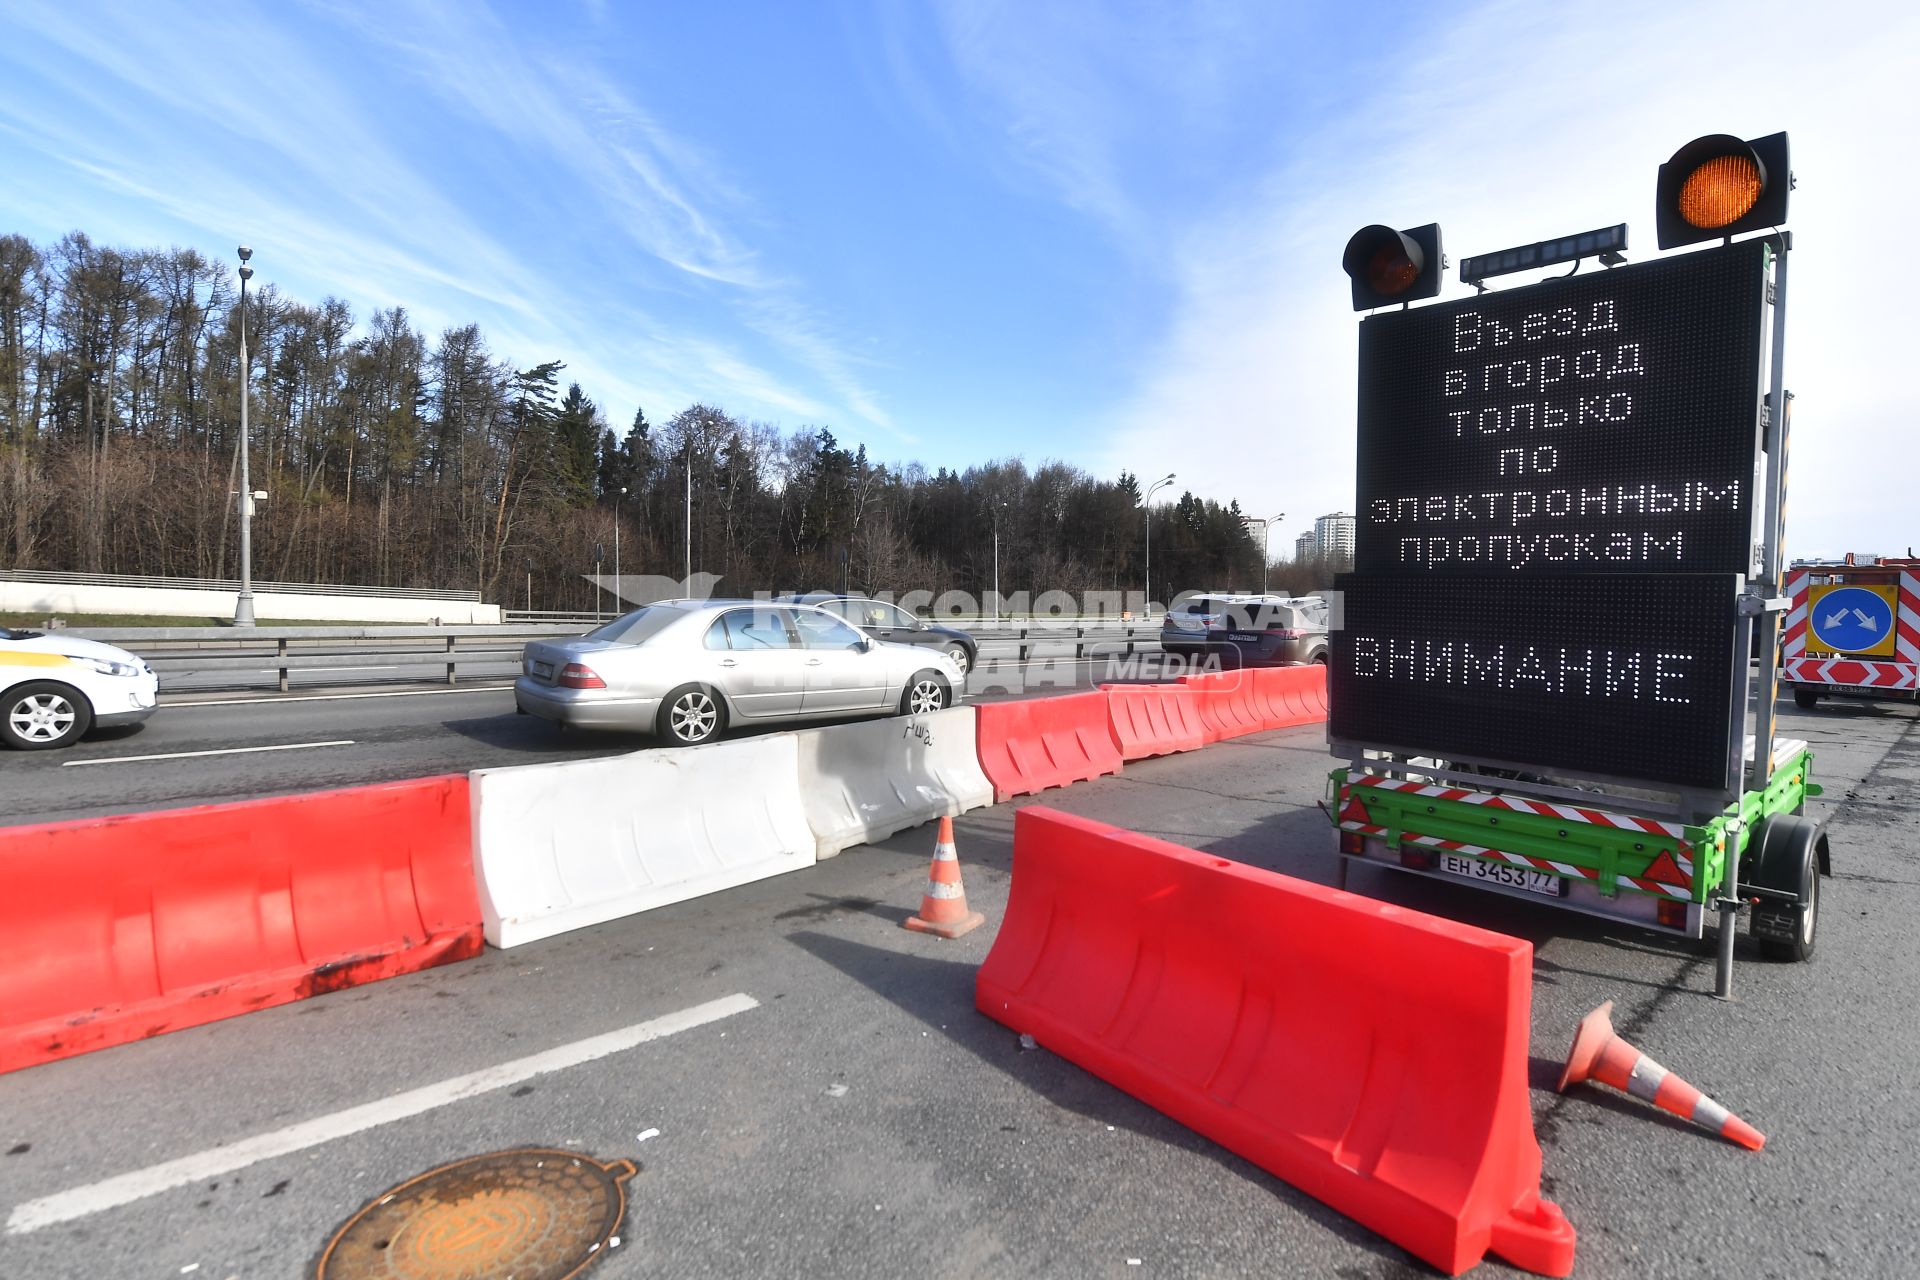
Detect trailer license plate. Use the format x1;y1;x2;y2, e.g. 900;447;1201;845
1439;853;1565;898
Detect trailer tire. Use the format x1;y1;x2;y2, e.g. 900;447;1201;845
1791;684;1820;710
1748;814;1824;962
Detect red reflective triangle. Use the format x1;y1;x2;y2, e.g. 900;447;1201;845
1641;849;1689;886
1339;796;1372;826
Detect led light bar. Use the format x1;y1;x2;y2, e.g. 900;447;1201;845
1460;224;1628;287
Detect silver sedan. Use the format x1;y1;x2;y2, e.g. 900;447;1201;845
514;599;966;745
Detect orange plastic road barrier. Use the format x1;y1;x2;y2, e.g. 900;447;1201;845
1250;663;1330;730
977;807;1576;1276
1178;670;1265;741
0;776;482;1074
903;816;986;939
974;690;1124;802
1102;683;1207;760
1559;1001;1765;1150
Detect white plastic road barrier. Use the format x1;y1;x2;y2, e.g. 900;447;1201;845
793;708;995;858
470;735;815;948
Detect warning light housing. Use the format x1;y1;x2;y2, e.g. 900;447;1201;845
1342;223;1444;310
1655;132;1789;249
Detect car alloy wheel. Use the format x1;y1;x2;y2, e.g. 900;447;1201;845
943;644;971;675
904;674;948;716
667;688;719;743
4;683;89;750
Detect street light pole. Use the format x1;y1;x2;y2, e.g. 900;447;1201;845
683;440;692;591
991;500;1006;621
233;246;256;627
613;486;627;614
1143;473;1175;617
1240;511;1284;595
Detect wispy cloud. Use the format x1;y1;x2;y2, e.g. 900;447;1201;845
316;0;899;434
932;0;1920;554
0;0;900;441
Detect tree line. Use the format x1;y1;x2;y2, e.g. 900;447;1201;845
0;230;1339;611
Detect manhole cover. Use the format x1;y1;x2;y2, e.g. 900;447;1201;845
313;1148;635;1280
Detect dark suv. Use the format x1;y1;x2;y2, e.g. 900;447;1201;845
1204;597;1329;667
777;594;979;674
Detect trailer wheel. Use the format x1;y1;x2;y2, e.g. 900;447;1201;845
1748;814;1823;962
1791;684;1821;710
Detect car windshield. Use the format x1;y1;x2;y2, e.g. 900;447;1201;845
583;606;684;646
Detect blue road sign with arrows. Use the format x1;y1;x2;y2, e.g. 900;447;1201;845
1808;585;1896;656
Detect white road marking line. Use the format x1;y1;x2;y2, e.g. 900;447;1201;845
61;740;356;767
165;685;515;708
5;992;758;1235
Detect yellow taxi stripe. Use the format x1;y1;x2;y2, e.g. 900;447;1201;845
0;652;78;669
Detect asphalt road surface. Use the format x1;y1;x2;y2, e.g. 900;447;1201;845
2;696;1914;1278
0;651;1118;825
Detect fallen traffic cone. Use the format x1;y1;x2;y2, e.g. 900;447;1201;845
1558;1001;1766;1151
903;816;986;939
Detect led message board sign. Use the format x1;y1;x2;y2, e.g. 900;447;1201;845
1328;573;1739;790
1354;239;1768;576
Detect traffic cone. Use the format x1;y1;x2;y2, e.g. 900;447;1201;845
1558;1001;1766;1151
903;816;986;939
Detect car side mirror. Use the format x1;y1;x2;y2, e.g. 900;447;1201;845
859;635;875;652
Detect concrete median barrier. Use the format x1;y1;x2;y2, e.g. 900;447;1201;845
471;735;815;948
0;776;481;1074
794;709;994;858
977;807;1576;1277
975;690;1124;802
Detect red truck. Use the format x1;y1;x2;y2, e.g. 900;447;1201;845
1782;554;1920;709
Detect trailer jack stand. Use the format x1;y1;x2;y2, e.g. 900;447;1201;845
1713;896;1741;1000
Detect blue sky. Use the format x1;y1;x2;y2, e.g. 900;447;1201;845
2;0;1914;557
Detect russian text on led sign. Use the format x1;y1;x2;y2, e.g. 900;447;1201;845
1328;574;1739;790
1353;239;1768;576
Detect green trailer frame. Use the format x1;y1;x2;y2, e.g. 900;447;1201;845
1326;745;1823;948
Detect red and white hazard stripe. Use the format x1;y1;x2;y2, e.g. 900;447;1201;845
1349;774;1688;838
1784;657;1919;690
1336;782;1693;898
1899;570;1920;664
1782;569;1810;658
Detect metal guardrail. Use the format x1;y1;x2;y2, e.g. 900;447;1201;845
71;625;581;693
69;621;1167;694
3;568;483;602
504;610;612;625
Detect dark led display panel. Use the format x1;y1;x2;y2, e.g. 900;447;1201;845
1329;574;1739;791
1354;239;1768;576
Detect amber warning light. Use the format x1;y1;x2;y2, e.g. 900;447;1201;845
1679;155;1762;228
1656;131;1789;248
1341;223;1444;311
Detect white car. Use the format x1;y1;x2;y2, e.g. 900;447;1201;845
1;628;159;750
